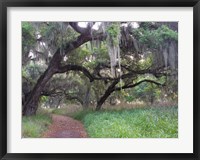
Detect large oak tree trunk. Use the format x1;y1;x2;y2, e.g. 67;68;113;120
22;68;55;115
22;51;62;116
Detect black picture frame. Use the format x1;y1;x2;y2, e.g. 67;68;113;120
0;0;199;159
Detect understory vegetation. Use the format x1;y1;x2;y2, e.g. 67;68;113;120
75;106;178;138
22;110;52;138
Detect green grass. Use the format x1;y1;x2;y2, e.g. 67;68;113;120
76;106;178;138
22;111;52;138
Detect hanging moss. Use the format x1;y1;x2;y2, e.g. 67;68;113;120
102;22;121;77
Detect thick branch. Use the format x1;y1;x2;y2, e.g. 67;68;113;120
94;62;167;80
115;79;165;91
69;22;89;34
63;33;105;55
57;63;168;84
57;64;94;82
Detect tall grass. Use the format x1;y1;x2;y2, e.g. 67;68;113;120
77;106;178;138
22;109;52;138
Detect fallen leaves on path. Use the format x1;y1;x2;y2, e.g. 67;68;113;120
42;114;88;138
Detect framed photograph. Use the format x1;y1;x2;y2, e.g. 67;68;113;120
0;0;199;159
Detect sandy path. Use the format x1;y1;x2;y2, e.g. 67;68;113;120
42;114;88;138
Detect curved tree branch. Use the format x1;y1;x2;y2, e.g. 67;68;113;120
115;79;165;91
96;79;165;111
57;64;95;82
69;22;90;34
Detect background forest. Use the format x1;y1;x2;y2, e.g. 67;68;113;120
22;22;178;138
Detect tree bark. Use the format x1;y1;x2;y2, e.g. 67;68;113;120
22;50;62;116
96;80;119;111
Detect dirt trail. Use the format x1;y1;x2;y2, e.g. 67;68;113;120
42;114;88;138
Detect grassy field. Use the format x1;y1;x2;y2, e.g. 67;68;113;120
74;106;178;138
22;111;52;138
